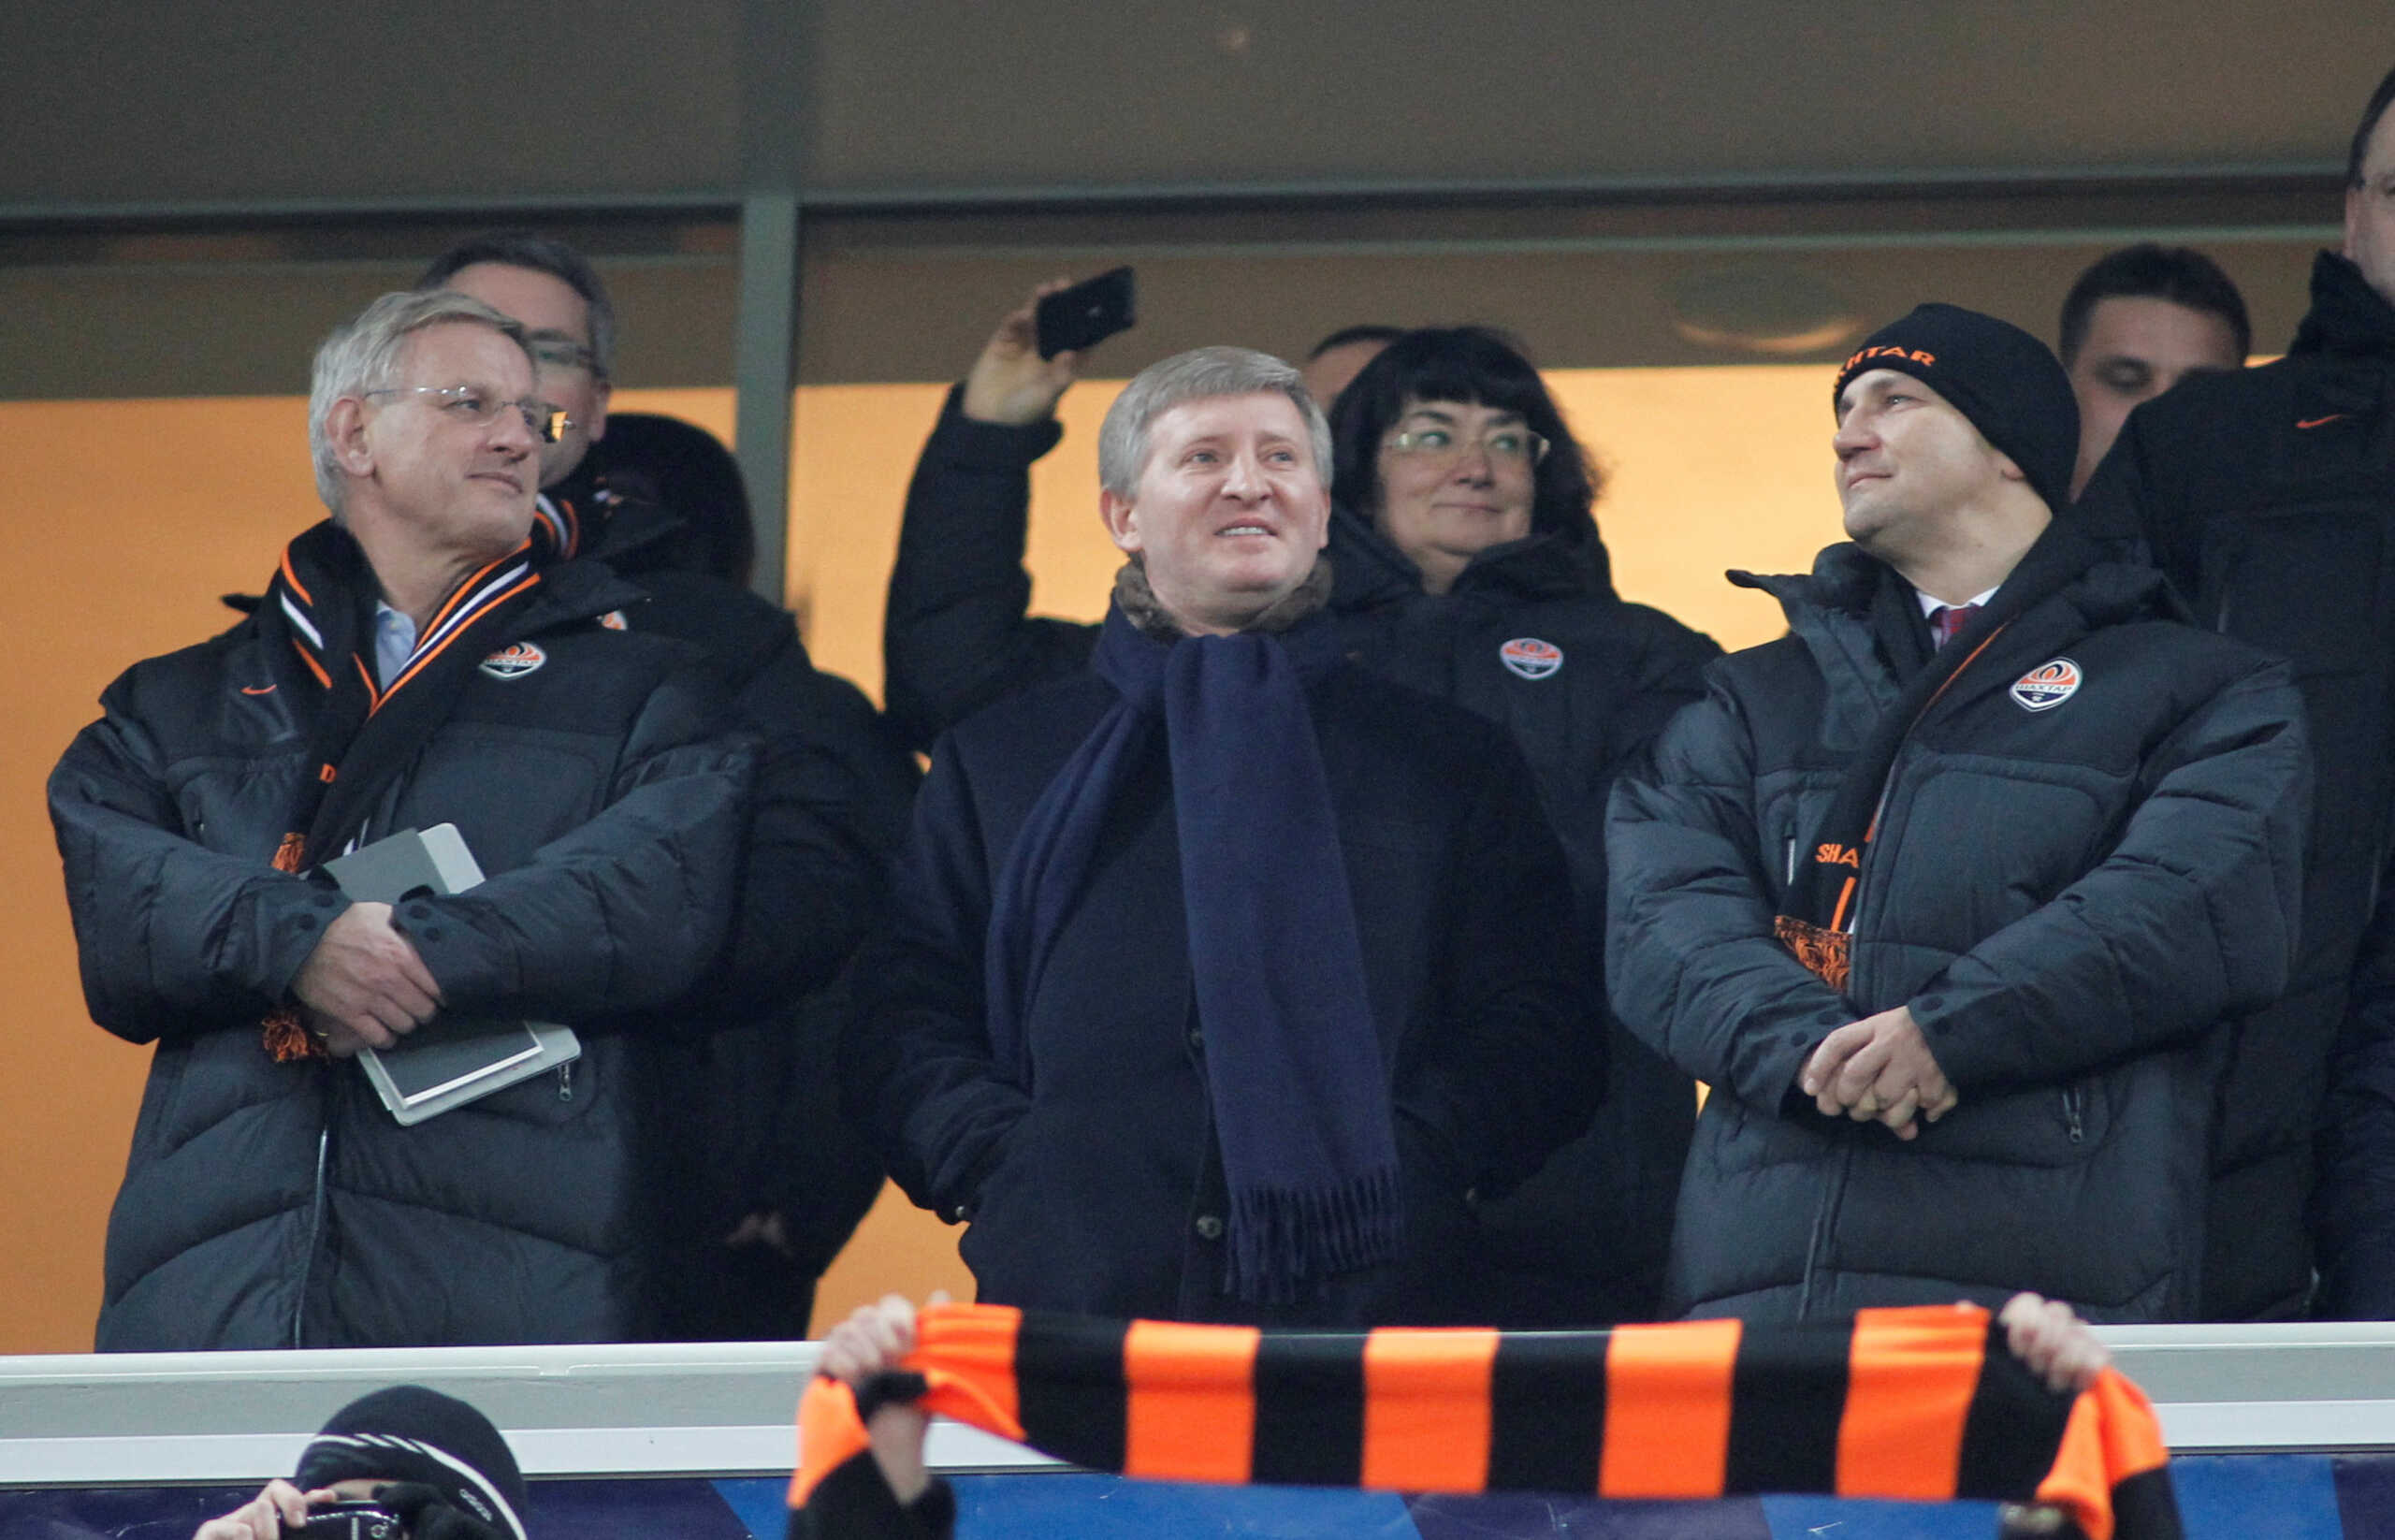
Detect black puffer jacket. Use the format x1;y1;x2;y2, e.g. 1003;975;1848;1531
1606;542;2308;1323
50;555;753;1349
883;388;1721;1321
2077;253;2395;1319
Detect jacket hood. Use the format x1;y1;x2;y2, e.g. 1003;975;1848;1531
1326;496;1617;613
2290;252;2395;358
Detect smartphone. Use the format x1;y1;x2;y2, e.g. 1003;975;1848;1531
1035;268;1136;359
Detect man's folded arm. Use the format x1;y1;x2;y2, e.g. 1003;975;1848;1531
49;698;348;1043
1604;688;1858;1114
1909;658;2311;1093
386;665;758;1023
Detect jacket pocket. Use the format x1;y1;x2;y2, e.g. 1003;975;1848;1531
1911;1077;2112;1167
463;1048;602;1126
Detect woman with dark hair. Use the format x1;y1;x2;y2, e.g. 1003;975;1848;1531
1328;327;1604;590
1326;327;1720;1327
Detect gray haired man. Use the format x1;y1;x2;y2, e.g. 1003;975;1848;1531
851;347;1599;1327
50;289;753;1348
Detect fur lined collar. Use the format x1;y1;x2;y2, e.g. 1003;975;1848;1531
1111;557;1333;642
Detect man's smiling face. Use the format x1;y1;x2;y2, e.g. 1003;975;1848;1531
1833;369;2014;555
1101;391;1330;634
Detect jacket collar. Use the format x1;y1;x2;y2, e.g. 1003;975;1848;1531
2290;252;2395;358
531;551;653;625
1731;536;2181;648
535;458;695;574
1325;499;1617;611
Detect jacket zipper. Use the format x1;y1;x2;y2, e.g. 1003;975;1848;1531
1797;850;1872;1324
2062;1086;2086;1145
290;1122;330;1347
1796;1140;1853;1322
558;1061;575;1102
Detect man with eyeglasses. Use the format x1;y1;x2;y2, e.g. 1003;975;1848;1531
418;233;916;1341
50;288;756;1348
418;237;615;536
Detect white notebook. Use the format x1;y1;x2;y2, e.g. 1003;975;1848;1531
320;824;581;1126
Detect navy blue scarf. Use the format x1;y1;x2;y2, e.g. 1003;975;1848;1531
985;602;1401;1303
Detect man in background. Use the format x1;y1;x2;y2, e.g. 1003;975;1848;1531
1299;323;1403;406
2056;243;2249;496
419;234;915;1339
2077;62;2395;1319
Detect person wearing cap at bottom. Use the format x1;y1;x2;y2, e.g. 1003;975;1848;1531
1607;303;2309;1322
194;1386;528;1540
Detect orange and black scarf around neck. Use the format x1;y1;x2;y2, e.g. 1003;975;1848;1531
791;1302;2177;1540
1773;525;2105;992
254;519;550;1060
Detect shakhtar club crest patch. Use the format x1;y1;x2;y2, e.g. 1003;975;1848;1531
480;641;548;680
1500;637;1563;680
2009;657;2082;712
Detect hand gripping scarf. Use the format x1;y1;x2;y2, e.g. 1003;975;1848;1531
1773;523;2108;992
791;1302;2179;1540
983;601;1400;1304
250;518;554;1060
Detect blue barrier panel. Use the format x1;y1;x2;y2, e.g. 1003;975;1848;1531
6;1460;2394;1540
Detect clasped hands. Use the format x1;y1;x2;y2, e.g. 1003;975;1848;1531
288;901;443;1058
1797;1004;1957;1140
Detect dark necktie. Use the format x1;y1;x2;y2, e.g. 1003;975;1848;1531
1929;602;1981;649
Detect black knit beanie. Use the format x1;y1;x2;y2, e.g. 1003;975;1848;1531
1831;302;2080;512
294;1386;529;1540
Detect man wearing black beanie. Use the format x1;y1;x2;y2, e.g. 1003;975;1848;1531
1606;302;2311;1321
194;1386;526;1540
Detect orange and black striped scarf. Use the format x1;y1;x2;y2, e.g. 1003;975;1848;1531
791;1302;2177;1540
1772;524;2104;991
253;519;550;1060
